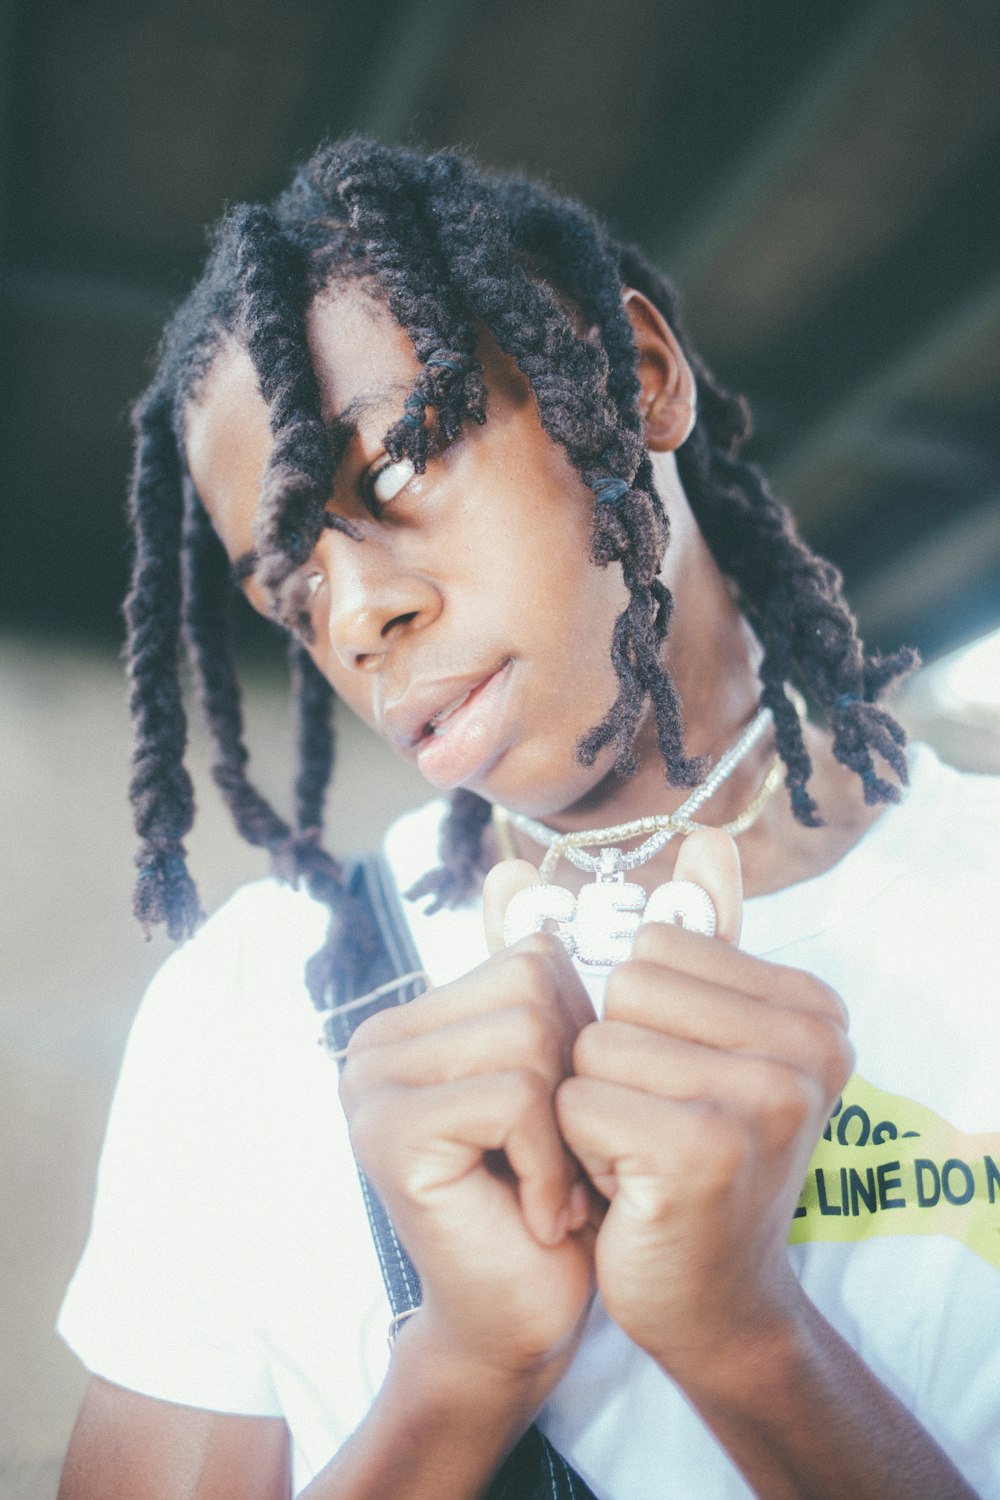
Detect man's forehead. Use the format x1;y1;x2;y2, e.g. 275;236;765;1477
186;332;411;489
307;284;422;422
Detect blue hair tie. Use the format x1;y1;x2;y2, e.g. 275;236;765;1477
592;477;630;506
835;692;861;710
139;853;187;883
425;352;465;374
282;528;308;564
401;409;425;429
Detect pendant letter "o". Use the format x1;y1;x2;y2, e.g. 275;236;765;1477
642;879;717;937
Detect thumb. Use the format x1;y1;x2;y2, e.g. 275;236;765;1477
482;858;542;955
668;827;743;946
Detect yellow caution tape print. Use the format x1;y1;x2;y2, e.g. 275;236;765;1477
789;1076;1000;1271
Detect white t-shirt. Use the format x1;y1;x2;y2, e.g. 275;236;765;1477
59;747;1000;1498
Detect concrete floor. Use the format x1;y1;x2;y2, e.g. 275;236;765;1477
0;636;427;1500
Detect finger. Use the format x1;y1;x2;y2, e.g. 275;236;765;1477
556;1076;708;1206
627;925;848;1027
341;1003;573;1105
668;827;743;945
348;934;590;1051
572;1019;836;1138
483;858;543;955
353;1071;582;1248
599;964;851;1069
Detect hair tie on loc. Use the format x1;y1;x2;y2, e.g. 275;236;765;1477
138;852;188;883
424;351;466;374
592;477;630;506
790;783;812;812
835;692;862;710
401;409;425;428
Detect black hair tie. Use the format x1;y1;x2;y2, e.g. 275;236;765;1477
139;852;187;882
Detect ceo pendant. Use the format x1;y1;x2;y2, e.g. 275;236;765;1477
502;847;717;967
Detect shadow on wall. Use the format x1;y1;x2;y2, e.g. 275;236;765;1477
0;634;429;1500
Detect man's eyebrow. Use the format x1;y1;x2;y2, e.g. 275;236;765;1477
227;381;413;584
330;380;411;432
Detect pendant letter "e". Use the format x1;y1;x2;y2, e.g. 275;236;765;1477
574;880;646;965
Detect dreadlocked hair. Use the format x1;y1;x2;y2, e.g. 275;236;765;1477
613;240;917;821
122;135;915;990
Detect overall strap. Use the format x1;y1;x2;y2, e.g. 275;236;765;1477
319;855;599;1500
320;855;426;1319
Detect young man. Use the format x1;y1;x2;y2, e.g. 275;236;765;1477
57;139;998;1498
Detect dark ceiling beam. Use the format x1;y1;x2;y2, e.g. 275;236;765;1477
772;276;1000;529
661;0;1000;363
852;495;1000;640
660;0;909;285
2;266;175;331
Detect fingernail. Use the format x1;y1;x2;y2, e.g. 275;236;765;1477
568;1181;589;1230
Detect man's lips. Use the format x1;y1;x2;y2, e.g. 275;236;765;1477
382;662;512;750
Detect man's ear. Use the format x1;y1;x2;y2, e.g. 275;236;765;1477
623;288;697;452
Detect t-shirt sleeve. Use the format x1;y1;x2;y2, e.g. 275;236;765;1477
57;884;321;1416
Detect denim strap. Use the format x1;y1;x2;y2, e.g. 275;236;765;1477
331;856;598;1500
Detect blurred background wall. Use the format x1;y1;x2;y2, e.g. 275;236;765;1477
2;1;999;1495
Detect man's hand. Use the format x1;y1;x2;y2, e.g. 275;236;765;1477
555;828;855;1383
339;928;596;1382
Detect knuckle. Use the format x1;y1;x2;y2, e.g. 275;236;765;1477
503;945;559;999
554;1072;588;1126
344;1094;389;1168
786;968;849;1026
688;1108;748;1189
571;1020;604;1075
602;962;636;1018
820;1023;856;1097
790;1007;854;1099
761;1066;819;1142
631;922;675;963
509;1003;564;1073
506;1064;548;1112
348;1006;394;1051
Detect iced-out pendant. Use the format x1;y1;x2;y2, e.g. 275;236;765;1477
503;848;716;966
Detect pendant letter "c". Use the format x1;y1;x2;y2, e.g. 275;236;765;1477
502;878;648;964
502;883;578;953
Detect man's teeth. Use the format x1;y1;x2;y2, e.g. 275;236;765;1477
428;688;474;734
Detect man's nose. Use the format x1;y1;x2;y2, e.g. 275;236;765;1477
323;539;441;671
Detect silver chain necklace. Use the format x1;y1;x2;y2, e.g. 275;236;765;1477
497;705;775;966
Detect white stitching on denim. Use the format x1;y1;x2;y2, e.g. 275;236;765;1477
543;1440;560;1500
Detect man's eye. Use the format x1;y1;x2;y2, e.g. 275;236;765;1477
371;458;415;505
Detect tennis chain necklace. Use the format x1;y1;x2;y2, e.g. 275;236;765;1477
495;705;780;967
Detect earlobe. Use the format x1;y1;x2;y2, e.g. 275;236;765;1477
623;288;697;453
